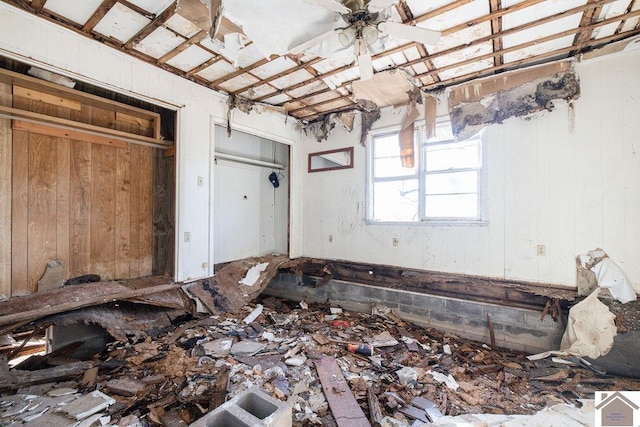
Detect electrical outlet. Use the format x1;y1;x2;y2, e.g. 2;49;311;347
184;232;191;242
328;235;333;243
197;176;204;187
537;245;545;256
392;238;399;247
202;262;208;269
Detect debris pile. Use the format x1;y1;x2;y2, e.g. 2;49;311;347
3;295;640;426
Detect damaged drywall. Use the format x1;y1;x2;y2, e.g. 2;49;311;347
299;111;355;142
357;99;381;147
449;70;580;139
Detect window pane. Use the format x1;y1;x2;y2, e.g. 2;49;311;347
425;194;478;218
373;180;419;221
425;171;477;195
427;121;454;142
373;133;416;178
426;140;479;172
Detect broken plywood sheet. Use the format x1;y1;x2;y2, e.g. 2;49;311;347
39;303;190;342
186;255;288;315
0;279;183;328
352;70;417;108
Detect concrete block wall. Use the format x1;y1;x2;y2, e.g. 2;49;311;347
190;386;291;427
264;273;565;355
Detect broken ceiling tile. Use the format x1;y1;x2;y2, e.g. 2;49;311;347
92;3;151;43
230;340;266;356
196;61;238;82
57;390;115;420
134;27;186;59
166;45;215;72
43;0;103;26
165;12;203;38
503;35;576;64
128;0;175;15
199;337;234;358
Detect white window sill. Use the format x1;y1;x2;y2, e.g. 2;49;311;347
365;220;488;227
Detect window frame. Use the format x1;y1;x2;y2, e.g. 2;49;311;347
366;119;487;225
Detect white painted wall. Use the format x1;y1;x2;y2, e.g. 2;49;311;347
0;3;302;283
213;126;289;263
300;48;640;290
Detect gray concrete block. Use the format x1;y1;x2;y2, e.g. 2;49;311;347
482;305;527;326
524;312;564;330
446;299;483;317
430;311;464;326
504;325;549;338
415;294;447;312
397;304;429;317
190;386;291;427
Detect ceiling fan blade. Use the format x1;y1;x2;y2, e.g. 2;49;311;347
288;29;339;55
378;21;441;45
310;0;351;14
358;51;374;81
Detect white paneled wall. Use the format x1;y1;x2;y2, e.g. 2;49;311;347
0;3;302;282
300;48;640;289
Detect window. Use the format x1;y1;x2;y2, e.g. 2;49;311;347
368;120;483;223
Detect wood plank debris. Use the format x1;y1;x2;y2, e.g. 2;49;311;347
0;280;182;327
1;294;639;426
315;356;371;427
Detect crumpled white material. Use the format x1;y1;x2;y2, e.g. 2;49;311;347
560;288;617;359
591;258;637;303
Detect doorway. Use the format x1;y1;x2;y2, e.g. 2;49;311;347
214;125;289;263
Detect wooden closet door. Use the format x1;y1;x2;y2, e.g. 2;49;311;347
10;96;154;296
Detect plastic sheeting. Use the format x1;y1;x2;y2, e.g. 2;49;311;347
559;288;617;359
591;257;637;304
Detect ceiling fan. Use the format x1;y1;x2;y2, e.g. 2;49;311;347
290;0;441;81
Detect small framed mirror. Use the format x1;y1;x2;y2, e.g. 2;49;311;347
308;147;354;173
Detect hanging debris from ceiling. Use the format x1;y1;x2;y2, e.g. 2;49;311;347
448;62;580;139
357;99;381;147
226;94;287;137
399;87;422;168
299;111;356;142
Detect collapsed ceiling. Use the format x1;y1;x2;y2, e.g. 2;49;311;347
2;0;639;123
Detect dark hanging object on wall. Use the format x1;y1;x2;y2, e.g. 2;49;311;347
269;172;280;188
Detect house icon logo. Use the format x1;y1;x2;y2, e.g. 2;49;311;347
595;391;640;427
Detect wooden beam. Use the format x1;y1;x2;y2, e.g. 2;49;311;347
158;29;208;63
442;0;546;36
614;0;636;36
82;0;117;32
417;10;640;83
570;0;605;56
209;58;271;88
0;105;170;148
413;0;474;24
124;1;177;50
490;0;504;69
30;0;46;12
396;1;441;83
231;57;324;96
13;85;82;111
12;121;129;149
424;27;640;90
186;56;225;77
315;356;371;427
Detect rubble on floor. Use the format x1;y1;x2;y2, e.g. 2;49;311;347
2;295;640;426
